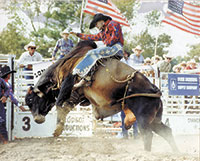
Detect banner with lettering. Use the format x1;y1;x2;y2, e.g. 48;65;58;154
32;61;53;85
168;73;200;96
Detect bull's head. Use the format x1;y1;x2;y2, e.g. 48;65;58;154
25;86;56;124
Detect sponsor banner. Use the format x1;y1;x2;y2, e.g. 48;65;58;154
162;114;200;135
63;111;93;137
168;73;200;96
14;106;93;138
32;61;53;85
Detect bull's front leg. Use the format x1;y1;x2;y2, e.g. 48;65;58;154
53;102;74;137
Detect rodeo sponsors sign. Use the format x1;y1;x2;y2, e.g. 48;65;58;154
162;114;200;135
63;111;93;137
168;73;200;96
32;61;53;85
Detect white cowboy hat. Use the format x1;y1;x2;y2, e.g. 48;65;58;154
163;53;173;59
132;45;143;53
24;42;38;50
145;57;151;63
151;55;162;61
60;29;69;36
172;65;182;72
187;59;196;65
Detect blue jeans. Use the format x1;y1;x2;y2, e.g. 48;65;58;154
121;110;138;138
73;43;123;77
23;68;33;86
0;103;8;142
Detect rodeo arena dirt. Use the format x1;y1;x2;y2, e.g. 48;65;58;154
0;55;199;161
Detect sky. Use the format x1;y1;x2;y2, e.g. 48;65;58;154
0;0;199;57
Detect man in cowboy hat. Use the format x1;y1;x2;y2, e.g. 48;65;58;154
0;65;9;144
70;13;124;87
18;42;43;69
1;65;26;111
52;29;74;60
130;45;144;65
18;42;43;80
158;53;173;73
0;65;26;144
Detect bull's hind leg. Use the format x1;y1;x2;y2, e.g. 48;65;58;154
53;103;74;137
150;120;179;153
138;121;153;151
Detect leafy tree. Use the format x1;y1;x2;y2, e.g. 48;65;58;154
124;29;172;58
1;0;82;58
112;0;137;21
187;43;200;59
0;0;173;60
0;23;29;58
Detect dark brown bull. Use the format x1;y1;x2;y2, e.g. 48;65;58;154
25;40;179;152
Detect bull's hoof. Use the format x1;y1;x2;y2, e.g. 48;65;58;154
125;125;132;130
34;115;45;124
53;124;64;137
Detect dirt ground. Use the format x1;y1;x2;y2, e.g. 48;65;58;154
0;132;199;161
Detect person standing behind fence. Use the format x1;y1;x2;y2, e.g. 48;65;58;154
158;53;173;73
0;65;26;144
129;45;144;65
0;67;9;144
17;42;43;80
52;29;74;60
1;65;26;111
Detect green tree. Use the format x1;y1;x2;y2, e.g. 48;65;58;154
0;23;28;58
112;0;137;21
1;0;82;58
187;43;200;59
123;10;172;58
124;29;172;58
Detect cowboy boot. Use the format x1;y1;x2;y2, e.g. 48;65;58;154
73;76;91;89
74;79;86;88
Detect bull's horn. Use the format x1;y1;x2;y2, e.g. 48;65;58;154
37;92;44;98
33;88;44;98
34;114;45;124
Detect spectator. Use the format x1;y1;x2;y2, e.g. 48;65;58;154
185;59;197;70
172;65;182;73
118;50;138;139
130;45;144;65
18;42;43;80
52;29;74;60
1;65;26;111
0;67;9;144
121;50;131;65
158;53;173;73
151;55;162;65
143;57;154;77
0;65;26;144
144;57;151;66
179;61;187;71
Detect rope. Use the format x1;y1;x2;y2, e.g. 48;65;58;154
121;80;131;110
105;68;137;83
116;92;161;104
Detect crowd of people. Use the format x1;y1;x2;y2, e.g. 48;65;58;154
1;13;200;143
121;49;200;76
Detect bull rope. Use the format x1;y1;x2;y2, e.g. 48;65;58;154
103;66;161;107
104;66;137;110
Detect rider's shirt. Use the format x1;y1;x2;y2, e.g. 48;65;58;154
77;20;124;47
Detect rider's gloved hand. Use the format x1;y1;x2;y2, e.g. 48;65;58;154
70;32;77;36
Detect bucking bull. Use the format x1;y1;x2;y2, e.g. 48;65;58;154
25;40;178;152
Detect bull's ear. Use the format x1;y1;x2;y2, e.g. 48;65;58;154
27;87;33;94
